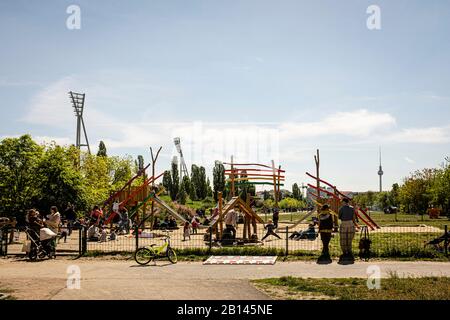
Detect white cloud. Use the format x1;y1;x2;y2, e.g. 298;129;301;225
404;156;415;164
389;126;450;144
279;109;396;139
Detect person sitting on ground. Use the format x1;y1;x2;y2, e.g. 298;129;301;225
98;226;107;242
262;219;281;241
109;228;117;241
87;224;100;241
168;216;177;229
183;221;191;241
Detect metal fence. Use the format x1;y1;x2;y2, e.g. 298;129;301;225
2;223;449;259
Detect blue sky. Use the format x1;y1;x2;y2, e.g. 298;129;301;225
1;0;449;192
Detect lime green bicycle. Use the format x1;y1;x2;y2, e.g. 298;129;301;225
134;233;177;265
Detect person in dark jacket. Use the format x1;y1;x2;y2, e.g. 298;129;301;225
261;219;281;241
64;202;76;236
317;204;334;264
272;208;280;229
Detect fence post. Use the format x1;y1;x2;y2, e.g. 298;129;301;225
135;226;139;251
78;227;82;256
208;228;213;255
445;225;448;257
0;227;5;256
285;226;289;258
82;226;87;255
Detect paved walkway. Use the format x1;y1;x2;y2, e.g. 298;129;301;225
0;258;449;300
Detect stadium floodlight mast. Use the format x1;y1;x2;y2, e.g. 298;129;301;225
69;91;91;154
174;137;189;183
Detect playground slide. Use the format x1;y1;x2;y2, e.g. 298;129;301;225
119;172;164;209
152;196;189;224
358;207;380;229
307;184;375;230
287;209;316;230
103;163;151;209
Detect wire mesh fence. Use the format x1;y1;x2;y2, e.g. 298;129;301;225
1;222;449;259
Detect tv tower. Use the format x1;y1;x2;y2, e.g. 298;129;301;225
378;147;384;192
174;137;189;183
69;91;91;154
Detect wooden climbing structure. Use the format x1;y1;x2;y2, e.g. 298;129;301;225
210;157;284;243
305;149;380;231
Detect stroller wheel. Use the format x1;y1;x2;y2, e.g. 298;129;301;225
29;251;37;261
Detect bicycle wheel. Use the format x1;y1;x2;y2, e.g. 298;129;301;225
167;247;177;264
134;248;154;265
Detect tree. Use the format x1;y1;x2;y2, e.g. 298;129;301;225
389;183;400;207
213;161;225;201
170;161;179;201
137;155;144;171
35;144;87;212
181;175;191;197
97;141;107;157
375;191;390;211
0;135;43;219
177;182;187;205
198;166;208;199
206;178;213;198
79;153;111;209
190;164;208;200
162;171;173;196
398;169;436;214
292;183;301;200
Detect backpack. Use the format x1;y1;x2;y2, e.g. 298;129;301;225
358;226;372;261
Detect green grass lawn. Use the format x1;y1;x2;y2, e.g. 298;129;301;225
253;275;450;300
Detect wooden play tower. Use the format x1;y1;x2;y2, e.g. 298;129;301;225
211;156;285;242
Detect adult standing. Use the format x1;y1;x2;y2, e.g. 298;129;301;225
272;207;280;229
64;202;76;236
46;206;61;234
338;198;357;264
224;209;238;239
317;204;333;264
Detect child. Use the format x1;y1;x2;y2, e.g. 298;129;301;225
261;219;281;241
109;228;117;241
191;217;199;234
98;226;108;242
183;221;191;241
58;221;69;243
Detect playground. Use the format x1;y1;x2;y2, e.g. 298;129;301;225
1;146;448;261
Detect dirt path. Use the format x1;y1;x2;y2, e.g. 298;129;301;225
1;258;449;300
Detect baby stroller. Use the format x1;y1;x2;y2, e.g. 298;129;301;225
25;227;57;260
